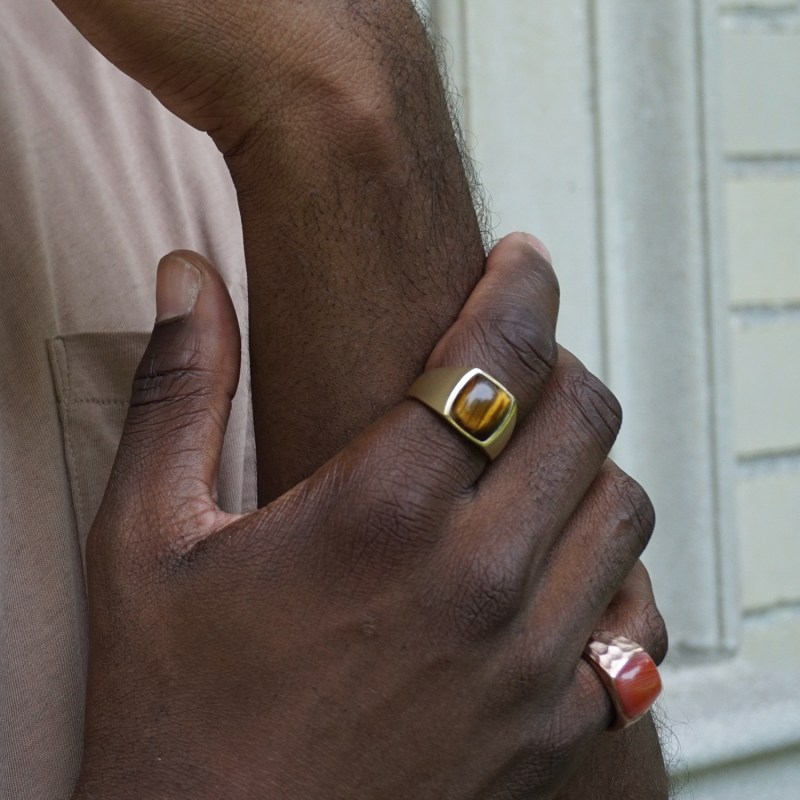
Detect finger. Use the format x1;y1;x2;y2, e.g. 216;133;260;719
568;562;668;732
522;462;656;644
461;352;623;582
426;232;559;425
102;251;241;551
238;233;559;566
494;563;666;745
592;561;668;666
478;464;658;720
348;232;560;500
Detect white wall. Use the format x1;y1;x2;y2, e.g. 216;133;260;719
720;0;800;672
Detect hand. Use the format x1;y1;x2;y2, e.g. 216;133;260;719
71;236;666;799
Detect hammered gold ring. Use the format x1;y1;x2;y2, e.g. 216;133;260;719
582;631;663;731
407;367;518;460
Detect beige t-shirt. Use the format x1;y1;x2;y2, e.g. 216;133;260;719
0;3;254;797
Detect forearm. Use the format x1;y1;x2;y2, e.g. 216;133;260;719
223;1;484;499
49;0;484;500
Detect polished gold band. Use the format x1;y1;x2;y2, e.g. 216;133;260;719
407;367;518;460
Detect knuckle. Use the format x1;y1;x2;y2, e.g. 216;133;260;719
362;488;437;553
608;473;656;553
129;355;212;412
388;417;477;493
560;366;622;451
641;602;669;665
341;458;445;571
477;310;557;392
448;551;524;640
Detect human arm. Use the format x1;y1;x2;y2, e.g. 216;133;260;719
51;1;669;795
52;0;484;498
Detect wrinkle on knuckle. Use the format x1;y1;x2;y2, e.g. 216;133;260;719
608;473;656;553
364;491;436;549
343;464;444;571
642;602;669;665
561;367;622;451
448;552;524;641
494;316;556;385
121;407;211;462
128;403;207;435
464;309;556;392
374;414;480;499
130;356;215;411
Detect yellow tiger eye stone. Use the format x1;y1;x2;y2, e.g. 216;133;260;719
451;374;512;441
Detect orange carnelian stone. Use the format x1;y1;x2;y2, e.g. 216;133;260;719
451;375;511;441
614;652;663;720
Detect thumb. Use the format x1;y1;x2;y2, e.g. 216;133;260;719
104;251;241;551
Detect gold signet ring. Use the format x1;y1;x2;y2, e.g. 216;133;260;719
407;367;518;460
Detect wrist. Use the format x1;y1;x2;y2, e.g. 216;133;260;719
215;2;433;165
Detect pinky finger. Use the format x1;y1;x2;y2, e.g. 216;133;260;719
570;563;668;733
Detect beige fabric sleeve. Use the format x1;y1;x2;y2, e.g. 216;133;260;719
0;2;254;797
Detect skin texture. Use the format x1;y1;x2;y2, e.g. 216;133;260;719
71;240;666;799
52;0;484;498
50;1;670;796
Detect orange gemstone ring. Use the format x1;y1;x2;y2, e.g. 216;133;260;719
582;631;663;731
407;367;518;460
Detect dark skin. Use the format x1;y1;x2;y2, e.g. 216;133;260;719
70;241;666;799
52;0;484;498
51;1;669;797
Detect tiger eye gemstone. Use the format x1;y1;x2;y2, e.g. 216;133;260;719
451;374;512;441
614;652;663;721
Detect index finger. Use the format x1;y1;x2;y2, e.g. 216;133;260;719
354;231;560;500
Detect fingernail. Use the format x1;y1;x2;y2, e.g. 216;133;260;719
156;254;202;323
